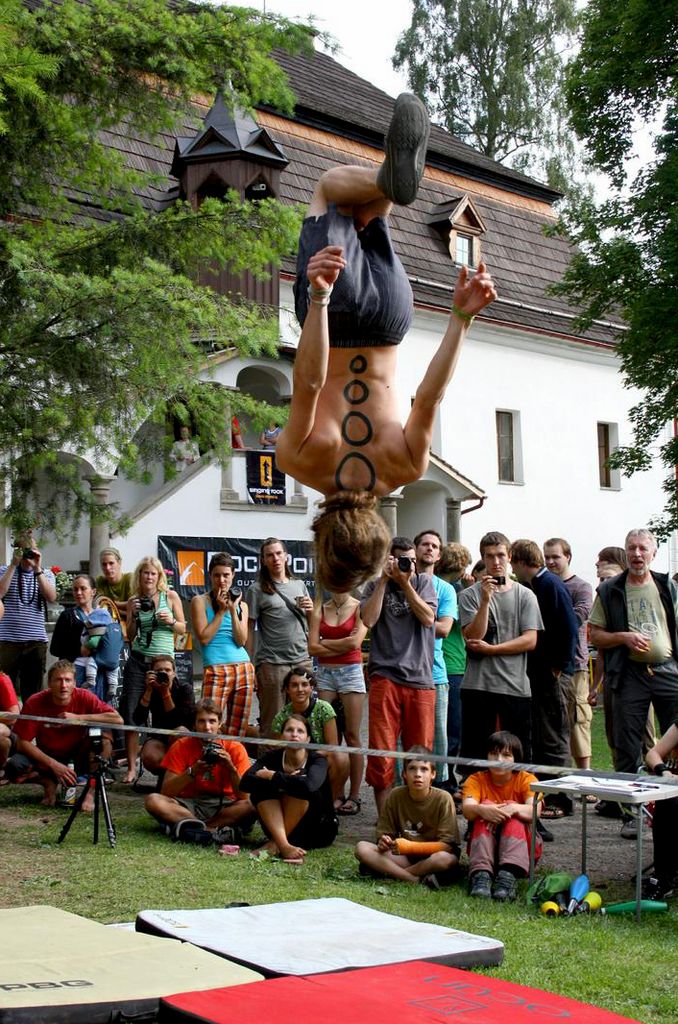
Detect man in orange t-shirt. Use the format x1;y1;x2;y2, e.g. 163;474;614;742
462;730;542;902
144;698;254;841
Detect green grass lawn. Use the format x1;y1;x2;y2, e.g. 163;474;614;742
1;710;676;1024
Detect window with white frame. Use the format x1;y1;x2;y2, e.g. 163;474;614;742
597;422;621;489
496;409;523;484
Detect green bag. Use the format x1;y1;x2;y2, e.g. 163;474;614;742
525;872;573;905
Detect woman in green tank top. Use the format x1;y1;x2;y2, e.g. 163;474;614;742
120;557;186;782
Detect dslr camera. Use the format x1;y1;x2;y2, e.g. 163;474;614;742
155;670;170;685
22;548;39;561
397;555;414;573
228;586;242;601
138;596;155;612
202;741;222;766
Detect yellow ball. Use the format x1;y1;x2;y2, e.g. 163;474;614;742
541;900;560;916
584;891;602;912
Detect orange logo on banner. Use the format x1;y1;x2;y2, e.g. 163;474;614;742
177;551;205;587
260;455;273;488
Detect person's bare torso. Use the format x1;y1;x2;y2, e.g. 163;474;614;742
276;346;425;496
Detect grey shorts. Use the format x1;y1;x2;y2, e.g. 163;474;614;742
294;204;413;347
176;796;229;822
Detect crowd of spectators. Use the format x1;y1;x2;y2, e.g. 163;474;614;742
0;526;676;895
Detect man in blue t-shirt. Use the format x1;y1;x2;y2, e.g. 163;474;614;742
415;531;457;785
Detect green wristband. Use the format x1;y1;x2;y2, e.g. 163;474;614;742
451;303;474;324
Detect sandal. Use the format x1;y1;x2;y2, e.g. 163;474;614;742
541;805;566;820
337;797;361;816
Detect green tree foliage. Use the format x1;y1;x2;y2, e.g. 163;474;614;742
554;0;678;537
0;0;310;535
393;0;580;189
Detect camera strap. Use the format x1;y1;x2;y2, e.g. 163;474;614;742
274;584;308;635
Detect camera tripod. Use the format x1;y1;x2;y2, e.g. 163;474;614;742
57;756;117;848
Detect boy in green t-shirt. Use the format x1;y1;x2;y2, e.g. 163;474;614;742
354;746;460;890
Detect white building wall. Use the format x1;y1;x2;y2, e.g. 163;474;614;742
39;287;671;582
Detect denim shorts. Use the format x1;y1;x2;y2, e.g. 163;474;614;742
315;662;366;694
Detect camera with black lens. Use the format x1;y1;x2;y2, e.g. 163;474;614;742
228;586;242;601
138;596;155;612
397;555;414;573
155;670;170;685
202;741;221;766
22;548;38;561
88;727;103;755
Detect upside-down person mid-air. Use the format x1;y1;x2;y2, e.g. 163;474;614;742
275;94;497;592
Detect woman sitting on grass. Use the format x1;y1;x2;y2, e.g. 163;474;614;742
240;714;338;863
270;667;349;809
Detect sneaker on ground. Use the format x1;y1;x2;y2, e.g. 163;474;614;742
212;825;238;846
595;800;624;819
376;93;430;206
536;819;554;843
469;870;492;899
492;869;517;902
174;817;211;844
620;816;638;839
421;873;441;891
641;876;674;901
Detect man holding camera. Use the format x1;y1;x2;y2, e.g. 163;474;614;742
132;654;195;775
361;536;438;816
458;532;542;766
0;532;57;700
144;698;254;841
5;659;122;810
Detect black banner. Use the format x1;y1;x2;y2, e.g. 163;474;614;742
246;450;285;505
157;535;315;600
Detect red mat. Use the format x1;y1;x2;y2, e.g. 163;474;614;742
159;959;641;1024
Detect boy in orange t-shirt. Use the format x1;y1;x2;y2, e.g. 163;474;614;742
462;730;542;901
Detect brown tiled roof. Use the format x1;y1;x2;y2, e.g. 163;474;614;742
59;44;620;346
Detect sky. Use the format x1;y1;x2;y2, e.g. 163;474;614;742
249;0;413;99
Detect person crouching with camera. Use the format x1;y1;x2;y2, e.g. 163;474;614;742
5;659;122;811
144;698;255;844
133;654;195;777
120;557;186;783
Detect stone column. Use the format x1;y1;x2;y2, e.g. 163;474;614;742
289;475;307;508
379;493;402;537
86;474;114;573
446;498;461;543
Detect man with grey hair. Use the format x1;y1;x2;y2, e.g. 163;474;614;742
589;529;678;833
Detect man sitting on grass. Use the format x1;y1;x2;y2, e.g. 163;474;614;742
144;698;254;844
462;730;542;902
5;659;122;811
354;746;459;889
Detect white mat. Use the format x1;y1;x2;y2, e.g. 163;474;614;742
136;897;504;975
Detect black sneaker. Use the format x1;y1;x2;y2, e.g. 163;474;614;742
212;825;238;846
376;93;430;206
174;818;211;845
492;869;517;902
421;873;441;892
641;876;674;901
536;819;554;843
595;800;623;819
469;870;492;899
620;815;638;839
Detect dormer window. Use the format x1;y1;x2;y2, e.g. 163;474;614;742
454;232;474;267
427;195;486;268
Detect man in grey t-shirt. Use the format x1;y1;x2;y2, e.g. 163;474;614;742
361;536;438;816
458;532;542;762
245;538;312;736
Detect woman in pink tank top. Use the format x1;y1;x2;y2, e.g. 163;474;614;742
309;592;367;815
